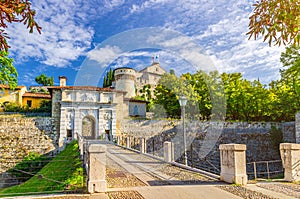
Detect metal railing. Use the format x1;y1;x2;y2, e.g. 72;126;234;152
247;160;283;180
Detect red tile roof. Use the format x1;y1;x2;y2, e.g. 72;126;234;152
0;85;26;90
22;92;51;99
47;86;125;93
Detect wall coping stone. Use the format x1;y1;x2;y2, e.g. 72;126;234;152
88;144;106;153
280;143;300;150
219;143;246;151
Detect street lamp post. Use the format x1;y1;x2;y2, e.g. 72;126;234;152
179;95;188;166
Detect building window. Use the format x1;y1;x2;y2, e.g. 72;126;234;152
67;129;72;140
27;100;32;107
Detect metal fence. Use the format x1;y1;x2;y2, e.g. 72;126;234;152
246;160;283;180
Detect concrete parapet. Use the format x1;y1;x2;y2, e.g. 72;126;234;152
280;143;300;182
87;144;107;193
164;141;174;162
219;144;247;185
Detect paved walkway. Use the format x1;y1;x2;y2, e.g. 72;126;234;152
99;143;299;199
90;185;242;199
102;144;241;199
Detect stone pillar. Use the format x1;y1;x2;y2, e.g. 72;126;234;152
296;112;300;144
126;136;131;148
164;141;174;162
59;108;67;148
280;143;300;181
88;144;106;193
78;134;84;158
139;138;146;153
219;144;247;185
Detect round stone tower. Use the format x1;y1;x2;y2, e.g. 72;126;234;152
114;67;136;98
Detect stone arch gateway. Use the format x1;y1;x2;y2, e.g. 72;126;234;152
48;86;119;147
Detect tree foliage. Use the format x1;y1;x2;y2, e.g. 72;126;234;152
153;66;298;121
35;74;54;86
103;68;114;88
247;0;300;46
0;50;17;89
0;0;41;52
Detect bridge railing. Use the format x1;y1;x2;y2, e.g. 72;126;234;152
77;134;107;193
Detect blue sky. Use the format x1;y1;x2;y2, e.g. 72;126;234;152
7;0;285;87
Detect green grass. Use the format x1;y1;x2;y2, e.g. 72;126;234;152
0;140;86;197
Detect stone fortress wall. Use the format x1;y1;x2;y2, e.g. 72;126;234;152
119;119;297;176
0;114;298;186
0;116;58;187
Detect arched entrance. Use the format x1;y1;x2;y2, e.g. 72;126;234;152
82;116;96;139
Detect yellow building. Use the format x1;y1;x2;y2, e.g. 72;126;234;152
22;92;51;109
0;85;51;111
0;85;27;107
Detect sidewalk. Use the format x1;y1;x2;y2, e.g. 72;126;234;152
90;185;242;199
134;185;242;199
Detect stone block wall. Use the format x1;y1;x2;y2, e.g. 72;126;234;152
120;120;295;176
296;112;300;143
0;116;58;187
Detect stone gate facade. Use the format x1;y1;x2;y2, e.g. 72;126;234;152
48;82;124;147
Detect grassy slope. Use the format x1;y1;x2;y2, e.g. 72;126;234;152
0;140;85;196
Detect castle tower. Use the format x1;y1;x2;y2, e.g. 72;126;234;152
114;67;136;98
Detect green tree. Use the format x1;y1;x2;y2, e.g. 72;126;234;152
0;51;18;89
268;46;300;122
280;45;300;98
35;74;54;86
103;68;114;88
0;0;41;52
153;84;180;118
247;0;300;46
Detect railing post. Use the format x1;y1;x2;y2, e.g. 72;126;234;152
219;144;248;185
152;139;155;156
164;141;174;162
266;161;270;179
87;144;107;193
191;143;194;167
126;136;131;148
280;143;300;181
116;136;120;145
139;138;146;153
253;162;257;180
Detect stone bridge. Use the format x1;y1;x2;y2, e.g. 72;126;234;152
79;135;300;198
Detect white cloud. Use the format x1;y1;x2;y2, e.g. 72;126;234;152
7;0;95;67
7;0;287;85
87;45;123;65
160;0;285;84
130;0;169;14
